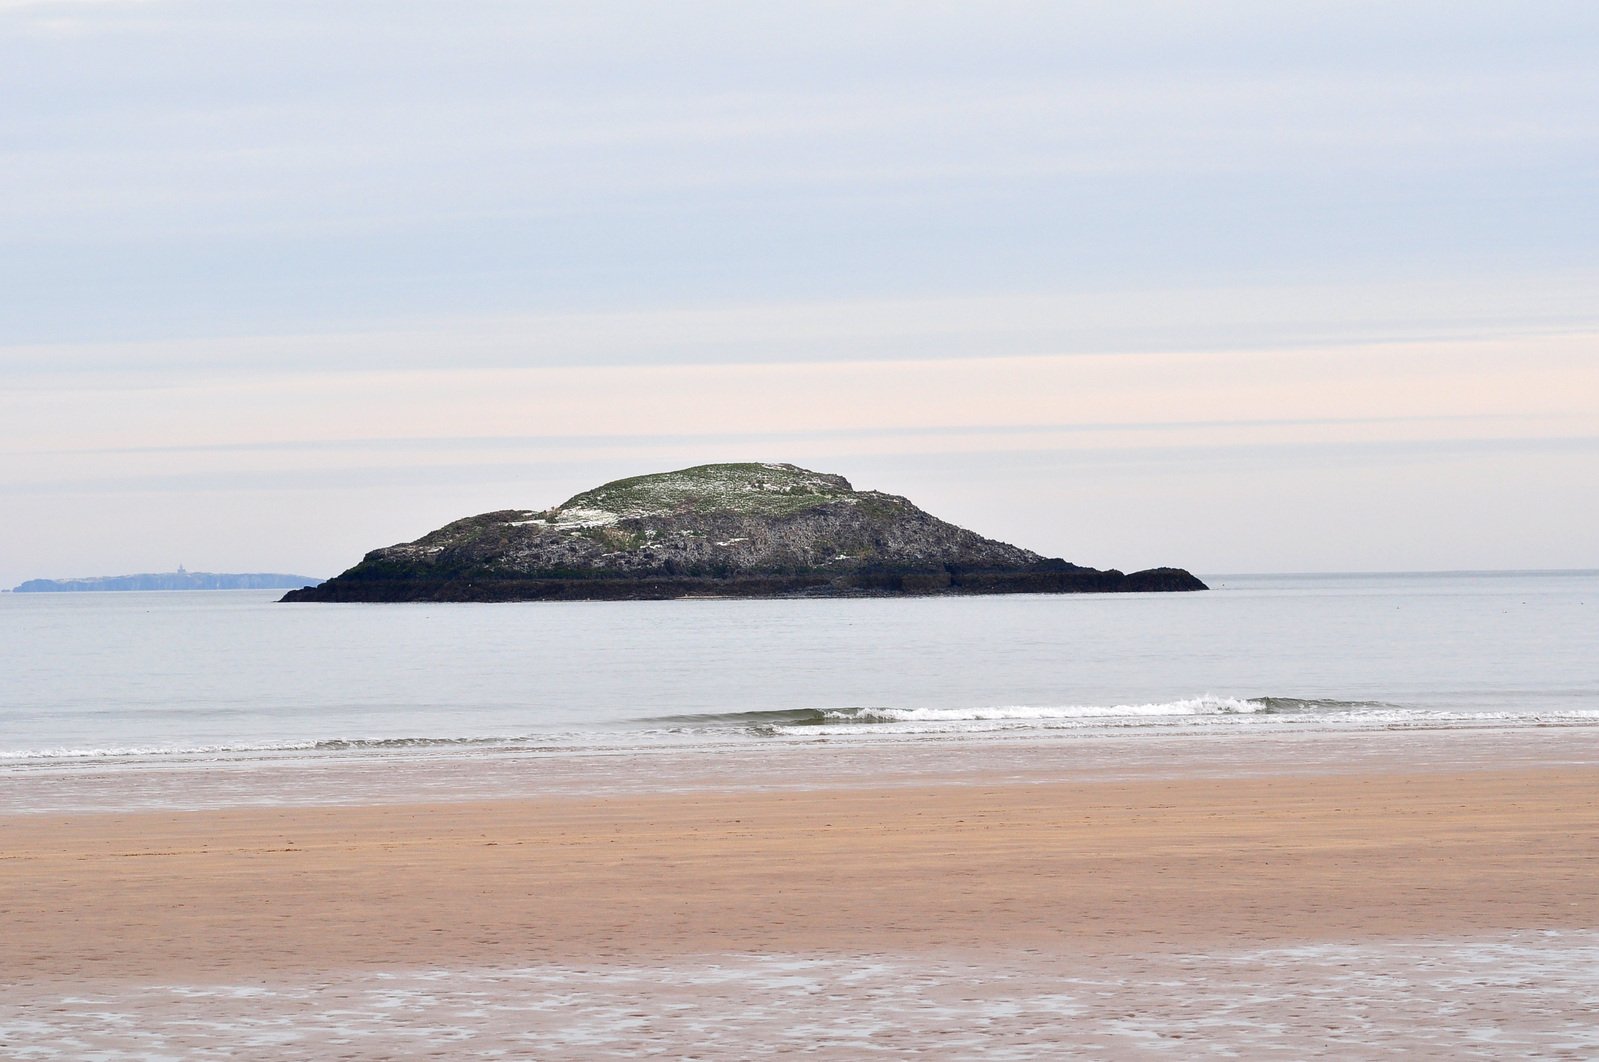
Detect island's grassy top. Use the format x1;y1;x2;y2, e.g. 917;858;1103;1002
556;462;854;521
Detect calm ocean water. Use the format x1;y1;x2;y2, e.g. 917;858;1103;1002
1;570;1594;768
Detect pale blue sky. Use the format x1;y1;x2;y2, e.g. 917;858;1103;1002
3;1;1596;582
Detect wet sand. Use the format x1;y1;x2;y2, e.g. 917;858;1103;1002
5;764;1596;984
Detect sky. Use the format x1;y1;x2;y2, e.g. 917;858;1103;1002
2;0;1596;584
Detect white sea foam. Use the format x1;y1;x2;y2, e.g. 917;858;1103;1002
828;696;1272;723
761;698;1599;739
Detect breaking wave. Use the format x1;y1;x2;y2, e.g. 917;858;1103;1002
818;696;1366;723
641;696;1599;738
648;696;1392;730
8;697;1598;765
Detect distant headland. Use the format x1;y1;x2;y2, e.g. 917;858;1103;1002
14;566;324;593
284;462;1205;603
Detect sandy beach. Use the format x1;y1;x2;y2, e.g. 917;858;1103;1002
4;734;1599;1056
7;760;1597;982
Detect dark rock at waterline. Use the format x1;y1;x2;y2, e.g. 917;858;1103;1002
282;463;1207;603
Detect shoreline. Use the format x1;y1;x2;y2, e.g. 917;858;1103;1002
5;723;1598;815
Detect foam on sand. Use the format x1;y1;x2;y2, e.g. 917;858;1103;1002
6;932;1596;1059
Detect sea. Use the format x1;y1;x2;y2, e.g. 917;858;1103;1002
2;570;1595;791
5;570;1598;1058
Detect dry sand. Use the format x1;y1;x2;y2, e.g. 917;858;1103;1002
5;765;1596;985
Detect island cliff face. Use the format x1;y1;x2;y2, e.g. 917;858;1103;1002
281;463;1206;602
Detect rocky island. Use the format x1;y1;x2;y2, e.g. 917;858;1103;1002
282;463;1206;602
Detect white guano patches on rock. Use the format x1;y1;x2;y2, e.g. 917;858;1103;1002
548;506;620;529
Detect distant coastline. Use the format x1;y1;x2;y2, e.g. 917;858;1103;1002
13;568;322;593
